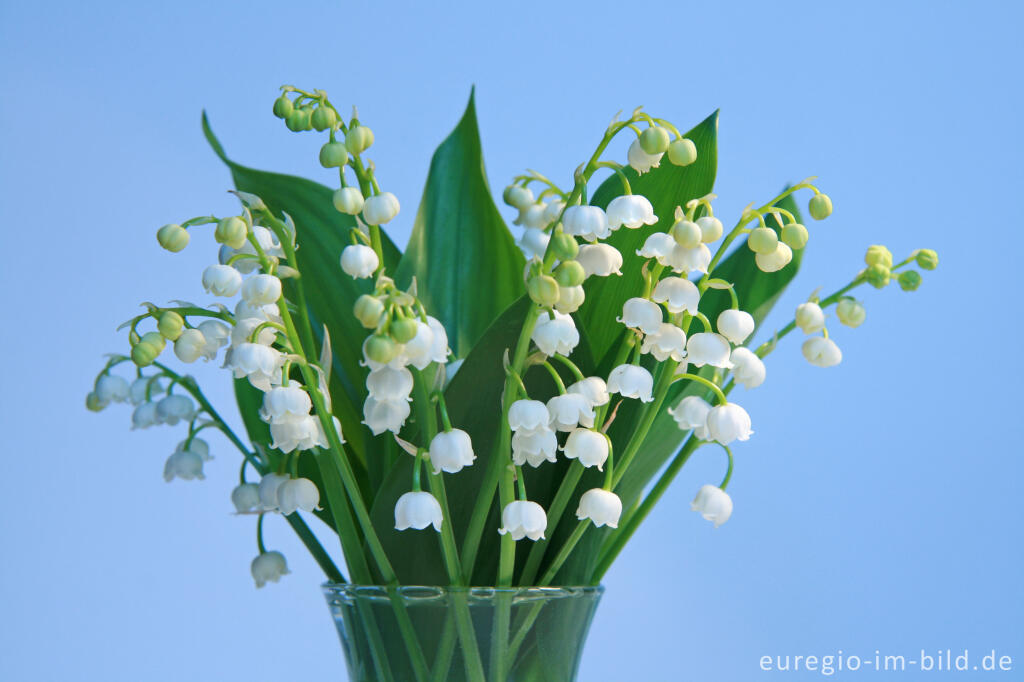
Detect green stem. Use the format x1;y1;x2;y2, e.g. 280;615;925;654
672;373;728;405
518;461;585;586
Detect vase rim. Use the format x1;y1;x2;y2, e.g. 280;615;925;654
321;583;604;603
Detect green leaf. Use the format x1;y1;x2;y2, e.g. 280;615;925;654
394;89;526;358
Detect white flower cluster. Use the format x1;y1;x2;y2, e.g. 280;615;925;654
231;473;322;516
796;301;843;368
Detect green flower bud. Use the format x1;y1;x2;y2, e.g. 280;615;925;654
554;260;585;287
215;216;248;250
285;108;310;132
141;331;166;352
390;316;419;344
156;224;189;253
365;333;398;365
503;185;534;210
667;138;697;166
836;298;866;328
550;231;579;261
639;126;671;155
897;270;922;291
311;106;337;131
353;294;385;329
272;95;294;119
865;244;893;268
808;193;833;220
748;226;779;255
670;219;703;248
131;340;161;367
158;311;185;341
865;263;891;289
781;223;809;250
345;125;375;155
319;141;349;168
915;248;939;270
85;391;107;412
527;275;560;307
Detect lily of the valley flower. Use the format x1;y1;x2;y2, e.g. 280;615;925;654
651;276;700;314
562;205;610;242
802;336;842;367
514;202;547;229
174;328;207;363
706;403;753;445
531;311;579;357
640;322;687;362
717;309;755;345
562;429;610;470
95;374;130;404
394;491;443;531
340;244;380;279
668;395;712;440
697;216;724;243
567;376;610;409
156;394;196;425
686;332;734;369
836;299;866;328
606;194;658;230
555;285;585;314
607;364;654;402
509;400;550;432
129;376;162;405
512;428;558;467
428;429;476;474
131;402;160;429
518;227;550;260
332;187;365;215
270;415;329;453
366;366;414;401
546;393;596;431
755;242;793;273
691;484;733;528
240;274;282;306
363;192;401;225
231;483;261;513
499;500;548;541
627;138;662;174
618;297;663;334
235;299;282;323
163;447;205;482
229;343;283;391
576;488;622;528
730;347;766;389
576;244;623;277
258;473;289;511
277;477;321;515
795;302;825;334
230;318;277;349
251;551;290;588
362;396;411;435
202;264;242;297
637;234;711;274
260;383;313;423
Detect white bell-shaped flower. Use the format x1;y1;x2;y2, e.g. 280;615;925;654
499;500;547;541
531;311;579;357
641;322;687;362
362;396;412;435
260;383;313;423
394;491;443;531
518;227;550;260
229;343;283;391
429;429;476;474
131;402;160;429
546;393;596;431
606;194;658;230
400;320;434;371
332;187;365;215
202;264;242;297
129;377;163;405
340;244;379;279
730;347;766;389
667;243;712;275
651;277;700;314
567;377;610;408
95;374;130;403
366;366;414;401
576;488;622;528
795;302;826;334
270;414;328;452
363;192;400;225
230;318;277;349
668;395;712;440
627;138;663;174
618;297;663;334
163;448;205;482
512;427;558;467
515;202;547;229
508;400;550;432
691;484;733;527
503;185;534;210
802;336;842;367
554;285;585;314
717;309;755;345
156;394;196;425
576;244;622;278
562;205;610;242
706;403;753;445
231;483;261;513
251;551;290;588
174;438;211;462
562;429;609;470
637;232;674;260
607;364;654;402
174;328;207;363
234;299;282;323
686;333;733;369
241;274;282;306
259;473;289;511
427;317;451;365
755;242;793;273
277;478;321;515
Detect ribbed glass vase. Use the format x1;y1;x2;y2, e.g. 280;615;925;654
323;584;604;682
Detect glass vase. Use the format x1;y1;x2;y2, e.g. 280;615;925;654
323;584;604;682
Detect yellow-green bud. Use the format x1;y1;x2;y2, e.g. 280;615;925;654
639;126;671;155
319;142;349;168
865;244;893;268
156;224;189;253
915;249;939;270
311;106;337;131
85;391;107;412
527;275;560;307
345;125;375;155
670;219;702;248
667;138;697;166
550;231;579;261
285;108;311;132
365;333;398;364
141;331;166;352
215;216;248;250
836;298;866;328
390;316;419;344
353;295;385;329
865;263;891;289
272;95;294;119
554;260;585;287
748;226;779;255
781;223;809;250
808;193;833;220
897;270;922;291
158;311;185;341
131;341;161;367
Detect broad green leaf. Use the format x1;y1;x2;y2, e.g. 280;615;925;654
394;89;526;358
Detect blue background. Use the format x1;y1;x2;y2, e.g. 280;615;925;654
2;1;1021;680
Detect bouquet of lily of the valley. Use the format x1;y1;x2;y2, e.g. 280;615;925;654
88;85;937;681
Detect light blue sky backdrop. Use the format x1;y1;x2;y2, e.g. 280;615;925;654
2;1;1021;680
